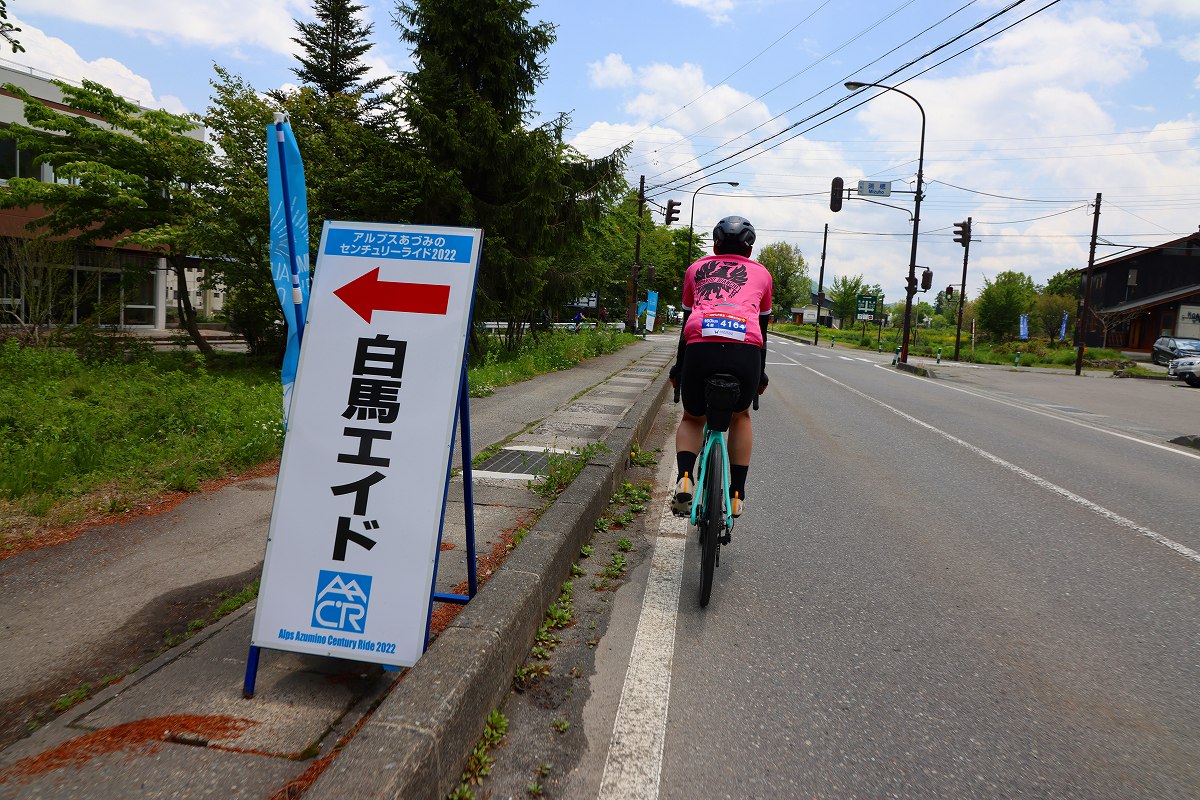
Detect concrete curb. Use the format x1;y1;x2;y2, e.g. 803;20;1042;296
307;366;672;799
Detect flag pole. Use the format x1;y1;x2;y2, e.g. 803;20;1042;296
273;112;306;344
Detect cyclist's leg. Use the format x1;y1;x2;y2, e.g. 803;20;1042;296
727;410;752;463
673;344;709;514
724;346;761;516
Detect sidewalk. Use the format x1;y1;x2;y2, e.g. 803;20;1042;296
0;338;675;799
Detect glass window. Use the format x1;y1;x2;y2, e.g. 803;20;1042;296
0;138;17;180
123;306;154;326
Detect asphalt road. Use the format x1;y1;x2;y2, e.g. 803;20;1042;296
572;341;1199;799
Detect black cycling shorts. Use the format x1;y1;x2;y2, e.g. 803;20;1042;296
679;341;762;417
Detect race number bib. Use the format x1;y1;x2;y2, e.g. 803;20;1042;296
701;312;747;340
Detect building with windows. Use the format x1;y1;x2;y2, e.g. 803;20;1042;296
1078;230;1200;350
0;61;219;333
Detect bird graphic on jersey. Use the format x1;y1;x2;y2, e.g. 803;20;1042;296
695;259;748;302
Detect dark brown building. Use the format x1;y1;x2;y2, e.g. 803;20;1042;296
1080;230;1200;351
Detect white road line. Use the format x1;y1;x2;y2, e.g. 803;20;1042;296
769;348;802;366
856;357;874;362
812;353;830;358
838;356;855;361
874;364;1200;463
810;366;1200;566
597;451;687;800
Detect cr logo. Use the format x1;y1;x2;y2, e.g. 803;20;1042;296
311;571;372;633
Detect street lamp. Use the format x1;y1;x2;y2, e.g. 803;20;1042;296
845;80;925;364
687;181;739;266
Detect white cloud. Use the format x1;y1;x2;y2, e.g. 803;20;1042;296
20;0;307;55
981;12;1159;89
589;53;633;89
624;62;778;140
5;18;187;112
672;0;735;25
1175;33;1200;61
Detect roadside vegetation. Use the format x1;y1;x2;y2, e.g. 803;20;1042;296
0;327;635;552
773;321;1130;369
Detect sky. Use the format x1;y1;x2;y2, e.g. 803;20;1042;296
4;0;1200;306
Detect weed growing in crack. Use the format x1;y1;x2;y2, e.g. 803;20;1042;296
602;553;628;579
449;708;509;798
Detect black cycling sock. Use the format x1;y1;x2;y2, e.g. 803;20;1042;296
730;464;749;499
676;451;697;484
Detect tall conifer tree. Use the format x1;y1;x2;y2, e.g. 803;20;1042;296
394;0;628;331
292;0;387;97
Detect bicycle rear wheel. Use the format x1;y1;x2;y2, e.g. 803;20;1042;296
698;441;724;607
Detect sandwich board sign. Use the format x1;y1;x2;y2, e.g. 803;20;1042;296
250;221;482;668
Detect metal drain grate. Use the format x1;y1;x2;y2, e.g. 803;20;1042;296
476;449;555;475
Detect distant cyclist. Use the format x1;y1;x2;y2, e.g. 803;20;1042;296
669;216;772;518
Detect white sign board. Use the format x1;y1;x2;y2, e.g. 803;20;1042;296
251;221;482;667
1178;305;1200;338
857;180;891;197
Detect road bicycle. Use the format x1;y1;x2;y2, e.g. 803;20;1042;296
674;374;755;606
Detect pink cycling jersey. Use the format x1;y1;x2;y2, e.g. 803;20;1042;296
681;253;773;347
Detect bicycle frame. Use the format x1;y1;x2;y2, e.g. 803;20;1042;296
690;424;732;529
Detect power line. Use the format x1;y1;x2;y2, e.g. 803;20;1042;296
633;0;933;174
928;180;1082;203
646;0;1057;196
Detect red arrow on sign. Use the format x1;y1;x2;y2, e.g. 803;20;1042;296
333;267;451;323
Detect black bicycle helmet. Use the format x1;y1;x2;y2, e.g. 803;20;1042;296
712;216;756;250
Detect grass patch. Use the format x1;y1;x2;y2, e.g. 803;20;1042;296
162;579;260;650
771;322;1133;369
467;329;636;397
529;442;607;500
1;329;636;547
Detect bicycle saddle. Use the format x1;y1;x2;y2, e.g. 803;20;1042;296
704;374;741;432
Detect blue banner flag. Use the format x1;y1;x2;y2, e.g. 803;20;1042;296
1019;313;1029;341
1059;310;1068;341
267;113;311;427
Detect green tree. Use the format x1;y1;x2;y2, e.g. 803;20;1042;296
281;87;417;230
975;270;1037;340
756;241;810;320
1033;293;1076;341
200;67;286;356
394;0;627;335
828;274;867;329
1042;268;1081;298
0;1;22;53
291;0;388;97
0;79;216;353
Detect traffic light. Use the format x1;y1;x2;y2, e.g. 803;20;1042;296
953;219;971;246
665;200;681;225
920;268;933;292
830;177;844;212
946;285;954;298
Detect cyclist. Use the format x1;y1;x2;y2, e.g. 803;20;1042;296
669;216;772;518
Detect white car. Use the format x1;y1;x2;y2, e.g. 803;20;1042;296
1167;356;1200;387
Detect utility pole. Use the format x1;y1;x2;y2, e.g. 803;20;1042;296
813;223;828;346
627;175;644;333
1074;193;1102;376
953;216;972;361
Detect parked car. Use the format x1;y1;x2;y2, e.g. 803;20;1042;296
1151;336;1200;365
1168;355;1200;387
